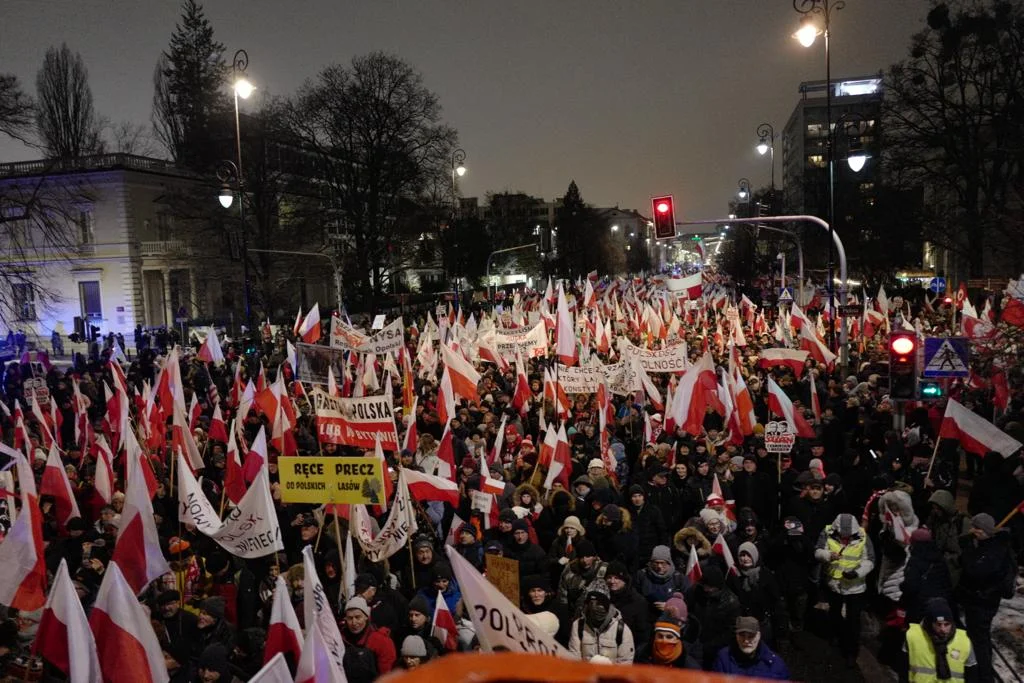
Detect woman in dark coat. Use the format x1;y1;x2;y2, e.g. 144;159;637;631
899;528;954;625
626;485;668;559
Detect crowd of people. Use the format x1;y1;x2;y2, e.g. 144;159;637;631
0;275;1021;683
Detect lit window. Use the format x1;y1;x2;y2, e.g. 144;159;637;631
806;155;826;168
13;282;36;321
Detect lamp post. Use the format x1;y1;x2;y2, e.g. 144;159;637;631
794;0;845;351
737;178;752;203
449;148;467;311
755;123;776;193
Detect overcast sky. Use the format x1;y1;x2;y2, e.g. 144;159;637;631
1;0;927;219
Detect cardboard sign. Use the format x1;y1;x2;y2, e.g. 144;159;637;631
485;554;521;606
312;388;400;451
277;456;385;504
617;338;689;373
493;322;548;360
604;359;640;396
764;420;796;453
372;314;386;330
331;317;404;355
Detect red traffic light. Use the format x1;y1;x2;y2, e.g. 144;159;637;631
651;195;676;239
891;336;915;355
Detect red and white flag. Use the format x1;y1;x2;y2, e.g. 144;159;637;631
436;420;457;482
685;544;703;583
542;423;572;492
33;559;101;683
93;435;115;505
441;343;481;400
197;329;224;365
939;398;1023;457
40;444;81;526
224;421;247;505
757;348;809;377
437;367;456;427
555;282;578;366
250;653;294;683
404;467;460;507
242;425;268;484
766;376;815;438
402;397;419;453
301;546;346;676
431;589;459;651
670;351;719;437
111;453;171;595
712;533;738;576
298;303;322;344
799;324;837;368
0;444;47;611
89;562;169;683
674;272;704;299
294;620;346;683
209;402;229;443
264;575;303;667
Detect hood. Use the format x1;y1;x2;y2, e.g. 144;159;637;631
829;513;862;540
549;489;575;511
880;490;919;527
928;489;956;515
738;541;760;567
514;483;541;506
674;526;711;554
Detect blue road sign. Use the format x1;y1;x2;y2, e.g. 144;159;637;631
778;287;794;303
922;336;969;378
928;277;947;294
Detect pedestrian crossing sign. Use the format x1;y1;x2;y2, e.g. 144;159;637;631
778;288;794;303
922;337;969;378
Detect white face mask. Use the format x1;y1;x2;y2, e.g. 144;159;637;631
738;631;761;654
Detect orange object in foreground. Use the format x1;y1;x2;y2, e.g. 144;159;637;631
378;653;771;683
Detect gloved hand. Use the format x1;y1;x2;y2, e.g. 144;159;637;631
842;569;858;580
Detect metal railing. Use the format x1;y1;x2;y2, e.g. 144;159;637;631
140;240;193;257
0;153;180;179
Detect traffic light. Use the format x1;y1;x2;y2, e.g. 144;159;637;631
919;381;943;399
652;195;676;239
89;325;101;342
888;332;919;399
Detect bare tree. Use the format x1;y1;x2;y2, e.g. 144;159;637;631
106;120;159;156
35;43;104;159
0;74;33;144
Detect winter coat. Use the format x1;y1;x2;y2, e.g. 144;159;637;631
766;531;813;595
633;566;690;622
644;482;685;531
814;514;876;596
687;585;742;667
589;510;640;572
900;540;954;625
876;490;919;602
455;541;484;572
505;539;549;581
341;623;397;677
958;531;1015;608
522;594;572;647
609;582;652;657
557;558;609;617
712;641;791;680
416;580;462;618
672;526;712;569
732;470;777;526
926;490;969;586
785;495;835;551
567;607;635;664
627;502;668;559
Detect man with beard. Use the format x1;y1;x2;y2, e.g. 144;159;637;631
903;598;976;683
567;579;635;664
712;617;790;679
154;589;198;652
557;539;608;619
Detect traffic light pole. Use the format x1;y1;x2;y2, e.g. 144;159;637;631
678;214;848;372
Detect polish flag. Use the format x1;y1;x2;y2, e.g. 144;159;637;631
766;376;815;438
33;559;101;683
799;324;837;368
292;307;303;337
187;392;201;431
671;352;718;437
171;405;203;472
327;365;341;398
441;343;481;400
110;452;171;595
250;653;294;683
41;444;81;526
31;394;55;450
674;272;704;300
712;533;738;576
405;464;460;506
436;420;457;482
402;397;419;453
542;423;572;492
93;435;115;505
0;445;47;611
940;398;1023;457
298;303;322;344
294;620;346;683
242;426;269;484
431;589;459;651
123;429;159;499
88;562;169;683
209;403;229;443
264;576;303;667
437;367;456;427
224;421;247;505
478;334;509;372
537;422;558;469
731;368;757;436
757;348;809;377
810;383;822;423
686;544;703;583
197;329;224;365
555;282;578;366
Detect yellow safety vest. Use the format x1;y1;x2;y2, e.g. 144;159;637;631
825;527;866;581
906;624;972;682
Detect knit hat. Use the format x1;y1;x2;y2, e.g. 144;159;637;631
833;513;859;538
527;611;560;636
408;595;430;617
200;596;226;620
587;458;605;471
498;509;518;523
699;508;723;527
664;592;688;622
601;504;622;523
702;565;725;589
511;519;529;534
354;573;379;593
559;516;584;536
924;597;955;624
651;545;672;564
522;575;551;592
573;474;594;488
585;579;611;605
432;563;453;581
971;513;997;538
413;535;434;550
198;643;231;677
574;539;598;558
344;596;371;618
910;528;933;545
628;484;646;497
735;616;760;634
401;635;428;658
484;540;504;554
654;614;683;639
705;493;725;507
156;590;182;606
606;561;629;582
738;541;759;566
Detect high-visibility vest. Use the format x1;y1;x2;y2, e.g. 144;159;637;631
906;623;972;682
824;527;866;581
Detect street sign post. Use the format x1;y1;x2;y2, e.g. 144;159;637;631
928;277;947;293
922;337;969;378
778;288;794;304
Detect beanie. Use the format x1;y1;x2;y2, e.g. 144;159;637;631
200;596;226;620
702;565;725;589
664;591;688;622
651;545;673;564
432;563;453;581
738;541;759;567
408;595;430;617
344;596;371;618
654;614;683;639
971;513;997;538
601;504;623;523
606;561;629;581
511;519;529;534
574;539;597;558
400;635;428;658
910;528;933;545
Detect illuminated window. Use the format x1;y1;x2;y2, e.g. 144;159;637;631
806;155;826;168
13;282;36;321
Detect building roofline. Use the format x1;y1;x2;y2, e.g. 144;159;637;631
0;153;199;182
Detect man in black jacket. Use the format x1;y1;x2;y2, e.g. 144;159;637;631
506;519;548;582
732;455;777;528
606;561;652;658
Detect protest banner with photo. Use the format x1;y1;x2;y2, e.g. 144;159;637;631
445;546;572;658
277;456;385;505
617;338;689;373
493;322;548;360
312;388;400;451
295;342;346;385
484;554;520;605
764;420;796;453
351;473;418;562
331;317;405;355
556;363;605;394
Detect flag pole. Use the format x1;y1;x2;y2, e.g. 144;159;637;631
995;502;1022;530
924;437;942;482
333;512;345;604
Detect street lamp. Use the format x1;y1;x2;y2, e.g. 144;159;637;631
451;148;467;198
755;123;776;192
737;178;751;202
217;160;250;332
794;0;846;350
611;224;619;232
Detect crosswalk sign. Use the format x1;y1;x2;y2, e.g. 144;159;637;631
922;337;969;378
778;287;794;303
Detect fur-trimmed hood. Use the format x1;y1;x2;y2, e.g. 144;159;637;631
879;490;919;528
596;505;633;532
514;482;541;506
674;526;712;557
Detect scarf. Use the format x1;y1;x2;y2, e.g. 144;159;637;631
653;638;683;664
928;629;953;680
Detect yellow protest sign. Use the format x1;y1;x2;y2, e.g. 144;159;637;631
277;456;385;505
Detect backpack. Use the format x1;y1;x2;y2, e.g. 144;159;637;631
343;643;379;683
577;619;625;648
